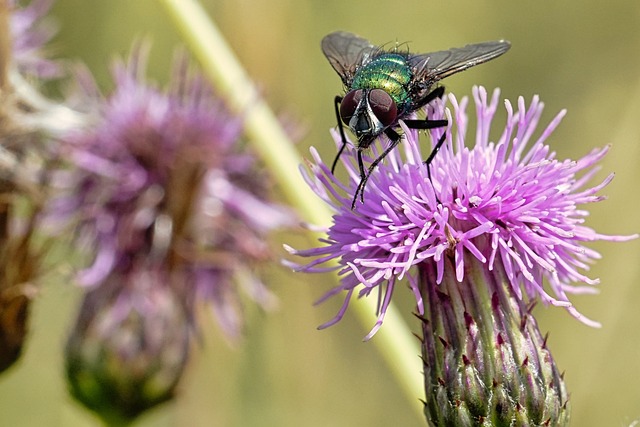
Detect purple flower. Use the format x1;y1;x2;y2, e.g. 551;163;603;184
54;44;292;337
289;86;636;424
58;44;293;422
288;86;635;339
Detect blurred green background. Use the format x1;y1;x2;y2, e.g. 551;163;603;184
2;0;640;426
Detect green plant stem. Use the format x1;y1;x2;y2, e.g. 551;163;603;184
158;0;423;419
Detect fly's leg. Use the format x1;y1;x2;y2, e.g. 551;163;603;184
331;95;348;174
404;86;448;181
422;132;447;181
351;128;402;210
403;118;447;181
413;85;445;110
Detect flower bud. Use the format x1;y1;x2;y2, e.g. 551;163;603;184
419;254;569;426
65;268;190;424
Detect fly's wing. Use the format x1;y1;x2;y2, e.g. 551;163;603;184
321;31;380;86
409;40;511;87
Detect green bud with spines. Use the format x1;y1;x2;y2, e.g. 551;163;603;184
419;253;569;427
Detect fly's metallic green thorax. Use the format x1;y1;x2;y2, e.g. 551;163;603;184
350;53;413;113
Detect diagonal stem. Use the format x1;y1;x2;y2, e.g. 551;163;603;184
158;0;423;419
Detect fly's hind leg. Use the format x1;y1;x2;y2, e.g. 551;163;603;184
404;86;448;181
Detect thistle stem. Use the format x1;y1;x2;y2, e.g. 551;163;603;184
158;0;423;419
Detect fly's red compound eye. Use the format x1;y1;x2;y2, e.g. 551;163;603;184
368;89;397;127
340;90;363;125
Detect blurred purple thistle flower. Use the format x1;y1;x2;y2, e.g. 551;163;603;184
54;43;292;337
289;86;634;337
58;44;293;422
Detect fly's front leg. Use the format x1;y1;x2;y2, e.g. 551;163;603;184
331;95;348;174
351;128;402;210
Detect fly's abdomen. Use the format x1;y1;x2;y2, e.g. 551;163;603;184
351;53;412;111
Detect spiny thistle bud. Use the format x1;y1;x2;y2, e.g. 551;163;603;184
419;253;569;426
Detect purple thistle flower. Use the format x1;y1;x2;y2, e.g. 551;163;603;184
288;85;636;425
58;44;293;422
289;86;634;338
55;44;292;337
